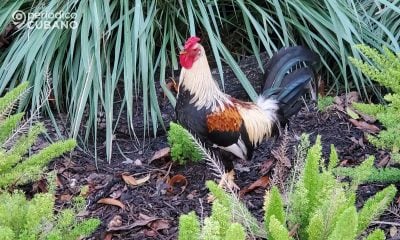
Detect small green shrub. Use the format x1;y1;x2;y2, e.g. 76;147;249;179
0;189;100;240
0;82;100;239
0;82;77;188
335;155;400;184
178;135;397;240
317;95;334;112
178;199;246;240
168;122;202;164
350;45;400;156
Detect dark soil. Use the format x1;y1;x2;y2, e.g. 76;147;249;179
28;55;399;239
41;101;400;240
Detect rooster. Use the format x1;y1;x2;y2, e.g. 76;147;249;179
175;36;318;190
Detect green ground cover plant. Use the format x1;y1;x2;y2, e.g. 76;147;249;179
0;82;99;239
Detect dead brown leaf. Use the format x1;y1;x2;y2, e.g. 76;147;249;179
56;175;63;187
121;174;137;185
108;215;123;229
165;78;178;93
346;91;359;103
318;78;326;96
122;173;150;186
390;226;398;238
260;159;274;175
150;147;171;163
107;216;161;231
339;159;349;166
150;219;170;231
97;198;125;209
104;233;113;240
349;137;365;148
348;119;380;134
333;96;343;105
353;109;376;123
110;189;123;199
377;155;390;167
60;194;73;202
240;176;270;196
144;229;158;237
32;179;48;193
346;107;359;119
167;174;188;194
289;224;300;237
136;174;151;185
80;185;90;197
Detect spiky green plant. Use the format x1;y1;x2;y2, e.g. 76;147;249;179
0;0;399;162
0;82;99;239
350;45;400;161
0;82;77;188
0;182;100;239
178;134;396;240
317;95;334;112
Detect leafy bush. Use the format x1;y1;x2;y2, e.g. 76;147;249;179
178;135;397;239
168;122;202;164
0;1;399;161
350;45;400;160
0;82;100;239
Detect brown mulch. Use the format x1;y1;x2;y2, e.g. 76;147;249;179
36;101;399;240
19;54;399;239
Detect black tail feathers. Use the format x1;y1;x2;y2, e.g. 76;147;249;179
261;46;319;120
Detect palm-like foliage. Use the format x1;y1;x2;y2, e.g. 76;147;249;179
0;0;399;162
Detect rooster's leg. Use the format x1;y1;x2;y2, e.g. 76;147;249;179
218;170;239;191
208;170;239;203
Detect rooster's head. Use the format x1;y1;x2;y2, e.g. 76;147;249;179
179;36;202;69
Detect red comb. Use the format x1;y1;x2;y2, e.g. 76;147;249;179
184;36;201;50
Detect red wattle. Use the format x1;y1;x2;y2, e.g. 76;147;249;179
180;54;194;69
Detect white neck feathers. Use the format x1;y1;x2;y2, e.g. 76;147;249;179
179;54;229;111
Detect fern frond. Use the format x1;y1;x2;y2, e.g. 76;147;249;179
0;82;30;120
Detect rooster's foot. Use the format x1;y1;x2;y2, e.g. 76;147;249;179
207;170;239;203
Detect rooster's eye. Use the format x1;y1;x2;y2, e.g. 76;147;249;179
195;48;201;56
